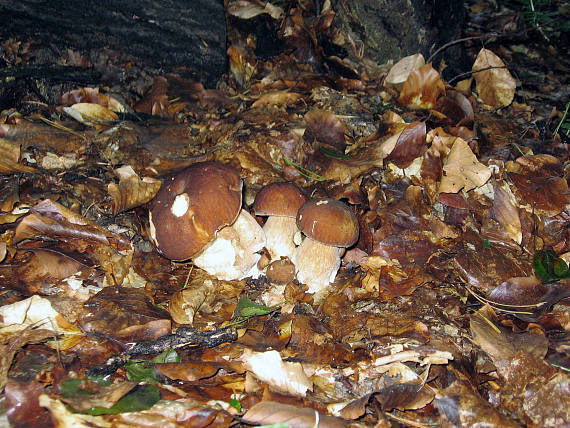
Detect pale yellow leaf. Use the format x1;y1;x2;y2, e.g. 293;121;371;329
472;48;516;108
439;138;491;193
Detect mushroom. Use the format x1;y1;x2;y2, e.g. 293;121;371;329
291;198;359;294
149;161;265;281
253;182;308;260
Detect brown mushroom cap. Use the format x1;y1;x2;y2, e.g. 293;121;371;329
149;162;242;261
253;182;308;217
296;198;359;247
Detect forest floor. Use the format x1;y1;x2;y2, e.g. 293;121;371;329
0;0;569;427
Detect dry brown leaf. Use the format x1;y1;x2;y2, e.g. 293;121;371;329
168;277;217;325
438;138;491;193
304;109;347;153
472;48;516;108
64;103;119;123
385;53;425;88
491;181;522;244
0;138;38;174
398;63;446;109
0;327;55;391
386;121;426;168
240;349;313;397
250;91;302;109
58;382;137;411
60;87;126;112
227;0;283;20
227;45;257;87
242;401;347;428
108;165;162;214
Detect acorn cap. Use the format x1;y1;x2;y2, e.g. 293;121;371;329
253;182;308;217
296;198;359;247
149;161;242;261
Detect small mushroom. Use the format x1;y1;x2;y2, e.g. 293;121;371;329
253;182;308;260
149;161;265;281
291;198;359;294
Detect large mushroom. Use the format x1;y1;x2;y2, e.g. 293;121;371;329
291;198;359;294
253;182;308;260
148;161;265;281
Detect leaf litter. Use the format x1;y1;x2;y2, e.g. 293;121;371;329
0;0;569;427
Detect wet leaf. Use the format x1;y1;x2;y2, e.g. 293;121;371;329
125;349;180;383
234;296;278;319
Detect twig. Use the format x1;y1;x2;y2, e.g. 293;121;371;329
87;326;238;377
427;25;543;64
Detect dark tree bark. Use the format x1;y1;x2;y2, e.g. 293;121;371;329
0;0;227;88
331;0;469;78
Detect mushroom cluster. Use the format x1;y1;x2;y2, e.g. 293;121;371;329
149;165;359;292
149;162;265;281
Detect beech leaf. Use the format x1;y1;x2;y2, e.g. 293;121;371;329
472;48;516;108
438;138;491;193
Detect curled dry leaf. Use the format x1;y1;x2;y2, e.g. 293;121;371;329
386;121;426;169
58;382;137;412
250;91;302;109
64;103;118;124
472;48;516;108
240;349;313;397
438;138;491;194
60;87;126;112
227;0;283;20
39;394;110;428
491;181;521;244
385;53;425;88
398;63;445;109
304;109;347;153
0;241;6;262
108;165;162;214
0;328;56;392
227;45;257;88
168;277;217;325
0;138;38;174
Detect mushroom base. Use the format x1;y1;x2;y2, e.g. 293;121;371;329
291;237;341;294
263;216;298;260
193;209;266;281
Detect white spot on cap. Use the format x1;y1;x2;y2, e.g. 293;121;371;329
171;193;190;217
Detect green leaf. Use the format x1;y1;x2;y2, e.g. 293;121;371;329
235;296;277;318
483;239;490;249
229;398;242;412
83;384;161;415
60;379;96;398
533;249;570;282
151;349;180;364
126;349;180;383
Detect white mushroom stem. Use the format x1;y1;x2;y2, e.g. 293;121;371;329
193;209;266;281
291;236;341;294
263;216;299;260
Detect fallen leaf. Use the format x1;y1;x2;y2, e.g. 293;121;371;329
439;138;491;193
108;165;162;214
491;181;522;244
385;53;425;88
398;63;446;109
227;0;283;20
64;103;118;124
240;349;312;397
242;401;347;428
472;48;516;108
0;138;38;174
